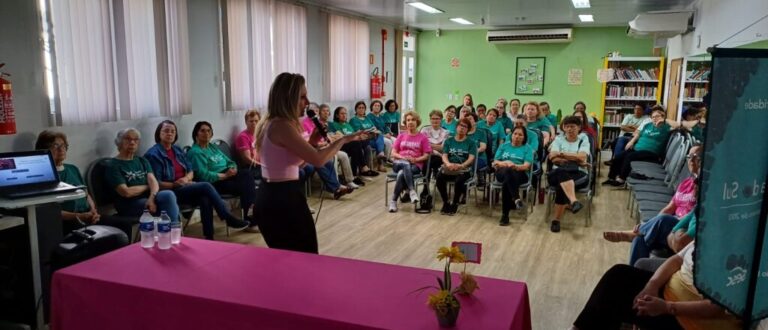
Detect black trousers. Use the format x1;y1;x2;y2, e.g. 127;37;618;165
494;168;528;215
547;168;587;205
608;149;660;180
436;171;471;205
341;141;366;176
425;154;443;181
213;170;257;211
574;264;682;330
254;180;318;254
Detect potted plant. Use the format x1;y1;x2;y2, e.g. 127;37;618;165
417;246;479;328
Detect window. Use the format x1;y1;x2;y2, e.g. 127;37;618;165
222;0;307;112
328;14;369;102
42;0;191;125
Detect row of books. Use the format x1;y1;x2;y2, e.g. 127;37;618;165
686;69;711;81
683;86;707;100
602;111;626;126
606;84;658;98
601;129;625;144
612;67;660;80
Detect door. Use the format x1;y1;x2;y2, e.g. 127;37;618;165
667;58;683;121
398;31;416;114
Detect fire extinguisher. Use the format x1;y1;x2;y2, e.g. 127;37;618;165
370;67;382;99
0;63;16;135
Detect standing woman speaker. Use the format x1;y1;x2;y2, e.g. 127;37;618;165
254;73;366;254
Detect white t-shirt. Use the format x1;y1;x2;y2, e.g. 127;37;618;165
420;126;449;155
549;134;591;173
621;114;649;127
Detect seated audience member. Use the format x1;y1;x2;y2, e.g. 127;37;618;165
603;145;701;265
389;111;432;213
235;110;262;178
458;105;473;121
316;105;357;189
300;111;354;200
350;101;388;171
187;121;257;216
493;126;534;226
145;121;250;239
539;101;557;127
420;109;449;181
441;105;458;135
508;98;521;118
301;102;320;140
367;99;395;170
383;99;401;136
547;116;591;233
606;103;649;165
496;98;514;133
465;113;488;172
476;104;487;121
573;101;595;125
462;93;474;108
510;114;540;154
604;106;701;186
570;241;741;330
35;131;132;236
523;101;554;145
106;128;179;223
682;105;706;142
476;108;505;155
436;118;477;216
572;108;597;141
330;106;377;180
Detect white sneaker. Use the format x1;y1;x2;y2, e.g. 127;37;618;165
409;190;419;204
347;182;360;189
388;200;398;213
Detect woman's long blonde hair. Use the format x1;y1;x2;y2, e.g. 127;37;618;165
254;73;306;153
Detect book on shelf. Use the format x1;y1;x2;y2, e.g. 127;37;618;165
683;85;708;99
603;112;626;126
606;84;658;98
601;129;623;144
685;68;711;81
612;67;659;81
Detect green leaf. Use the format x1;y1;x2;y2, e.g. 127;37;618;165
437;277;445;290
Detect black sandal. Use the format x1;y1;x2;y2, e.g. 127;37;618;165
550;220;561;233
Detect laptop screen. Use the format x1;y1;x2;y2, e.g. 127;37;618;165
0;151;59;190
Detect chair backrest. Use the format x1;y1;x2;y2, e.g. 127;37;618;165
212;139;233;160
86;158;117;212
182;145;191;154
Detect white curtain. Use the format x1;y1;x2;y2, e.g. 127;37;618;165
225;0;307;111
273;2;306;76
163;0;191;116
50;0;117;125
48;0;190;125
328;14;369;102
119;0;161;119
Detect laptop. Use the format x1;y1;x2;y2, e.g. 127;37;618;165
0;150;84;199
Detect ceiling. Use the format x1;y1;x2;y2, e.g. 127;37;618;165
301;0;696;30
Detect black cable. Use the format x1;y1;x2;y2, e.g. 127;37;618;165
314;183;326;225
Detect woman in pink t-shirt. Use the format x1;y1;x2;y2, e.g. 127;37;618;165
389;111;431;213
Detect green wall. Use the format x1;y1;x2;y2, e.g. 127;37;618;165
415;27;654;121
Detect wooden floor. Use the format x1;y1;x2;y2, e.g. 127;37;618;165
184;159;636;329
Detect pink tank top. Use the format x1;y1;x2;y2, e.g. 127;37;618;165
260;122;303;180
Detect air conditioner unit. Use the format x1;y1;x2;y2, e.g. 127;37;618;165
487;28;573;44
628;11;693;38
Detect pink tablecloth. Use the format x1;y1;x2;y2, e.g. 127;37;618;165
51;238;531;330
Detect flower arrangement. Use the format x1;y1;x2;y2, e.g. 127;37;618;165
417;246;479;327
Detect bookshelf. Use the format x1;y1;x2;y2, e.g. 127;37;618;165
599;56;665;147
676;56;711;119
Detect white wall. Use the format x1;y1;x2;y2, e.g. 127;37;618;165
0;0;396;171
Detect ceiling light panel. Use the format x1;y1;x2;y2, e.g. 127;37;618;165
407;2;444;14
450;17;474;25
579;14;594;22
571;0;590;9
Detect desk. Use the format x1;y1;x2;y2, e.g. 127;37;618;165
0;190;86;330
52;238;531;330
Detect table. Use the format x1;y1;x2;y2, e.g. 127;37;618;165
52;238;531;330
0;190;86;330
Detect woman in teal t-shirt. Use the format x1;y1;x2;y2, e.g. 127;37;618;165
34;130;133;237
492;126;533;226
351;101;388;169
476;108;505;155
436;117;477;215
441;105;458;135
383;99;401;135
331;106;376;177
523;101;554;145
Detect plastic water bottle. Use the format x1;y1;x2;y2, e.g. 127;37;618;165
157;211;172;250
153;216;159;241
139;210;155;249
170;214;182;245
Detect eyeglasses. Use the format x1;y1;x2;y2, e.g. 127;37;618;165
686;154;701;160
651;114;664;119
430;117;441;120
50;143;69;151
123;137;140;143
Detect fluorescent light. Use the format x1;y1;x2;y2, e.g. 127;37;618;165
579;14;594;22
407;2;443;14
450;17;474;25
571;0;590;8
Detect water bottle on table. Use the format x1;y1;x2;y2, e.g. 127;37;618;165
157;211;172;250
139;210;155;248
170;214;182;245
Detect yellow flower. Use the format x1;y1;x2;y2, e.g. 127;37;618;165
437;246;466;263
455;272;479;296
427;290;460;315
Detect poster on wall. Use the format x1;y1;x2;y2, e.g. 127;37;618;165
515;57;545;95
568;68;583;85
694;48;768;327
